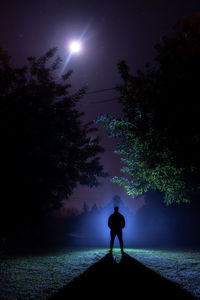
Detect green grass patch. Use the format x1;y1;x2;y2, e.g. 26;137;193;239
0;248;199;299
126;248;200;299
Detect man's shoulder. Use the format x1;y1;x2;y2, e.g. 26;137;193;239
118;212;125;218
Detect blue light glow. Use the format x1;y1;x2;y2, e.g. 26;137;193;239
68;197;138;248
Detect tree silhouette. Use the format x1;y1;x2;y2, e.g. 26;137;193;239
0;47;108;236
97;14;200;204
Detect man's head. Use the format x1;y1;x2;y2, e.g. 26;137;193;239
114;206;119;213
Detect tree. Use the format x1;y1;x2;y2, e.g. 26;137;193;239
0;47;107;235
97;13;200;204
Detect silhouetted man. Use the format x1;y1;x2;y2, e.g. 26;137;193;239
108;206;125;253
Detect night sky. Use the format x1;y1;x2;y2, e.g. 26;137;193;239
1;0;200;214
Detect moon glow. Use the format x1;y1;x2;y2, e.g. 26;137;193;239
69;40;82;53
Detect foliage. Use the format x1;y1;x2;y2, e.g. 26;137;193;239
97;14;200;204
0;47;107;234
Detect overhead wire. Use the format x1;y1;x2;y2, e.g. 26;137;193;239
80;86;119;104
85;87;116;95
88;97;117;104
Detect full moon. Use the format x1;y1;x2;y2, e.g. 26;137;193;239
69;40;82;54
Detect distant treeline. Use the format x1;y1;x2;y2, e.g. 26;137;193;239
5;192;200;251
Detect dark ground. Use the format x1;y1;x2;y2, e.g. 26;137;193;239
49;252;197;300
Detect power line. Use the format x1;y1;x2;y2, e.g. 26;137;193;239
77;86;119;105
89;97;117;104
85;87;116;95
79;97;118;105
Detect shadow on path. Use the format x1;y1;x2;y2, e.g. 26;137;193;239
49;252;196;299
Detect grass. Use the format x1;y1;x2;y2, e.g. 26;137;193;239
126;248;200;299
0;248;199;299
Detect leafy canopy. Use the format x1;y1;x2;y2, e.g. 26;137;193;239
97;14;200;204
0;47;107;233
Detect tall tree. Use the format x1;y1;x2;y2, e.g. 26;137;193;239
97;13;200;204
0;47;107;234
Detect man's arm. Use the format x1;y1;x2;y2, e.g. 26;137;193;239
108;215;112;229
121;215;125;228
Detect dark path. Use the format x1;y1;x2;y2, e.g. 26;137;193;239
49;252;196;299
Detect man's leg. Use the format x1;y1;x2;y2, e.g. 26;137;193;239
117;230;123;252
110;231;116;252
